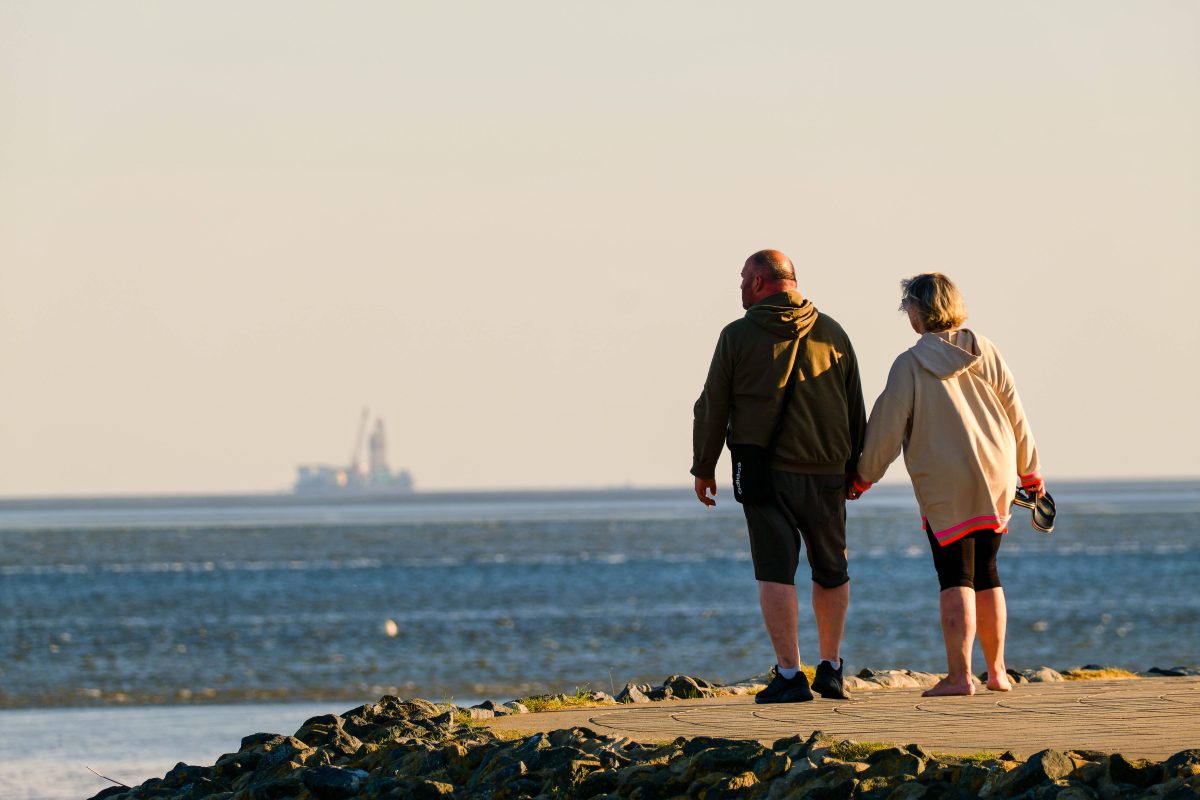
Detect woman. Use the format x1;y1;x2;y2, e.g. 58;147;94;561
849;273;1044;696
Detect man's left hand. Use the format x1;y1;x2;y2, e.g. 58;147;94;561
694;477;717;507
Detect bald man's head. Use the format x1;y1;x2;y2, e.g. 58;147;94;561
740;249;797;309
746;249;796;283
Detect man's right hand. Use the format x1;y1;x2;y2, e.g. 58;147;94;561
694;477;717;507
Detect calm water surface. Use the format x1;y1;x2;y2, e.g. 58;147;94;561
1;481;1197;798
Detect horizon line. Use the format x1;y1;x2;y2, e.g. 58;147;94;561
1;475;1198;506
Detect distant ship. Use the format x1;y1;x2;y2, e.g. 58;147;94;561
294;408;414;495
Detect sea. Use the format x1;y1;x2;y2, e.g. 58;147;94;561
1;480;1198;800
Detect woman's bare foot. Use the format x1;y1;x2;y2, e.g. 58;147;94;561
987;673;1013;692
922;676;976;697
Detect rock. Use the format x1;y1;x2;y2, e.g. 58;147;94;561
616;683;650;703
625;740;683;766
1164;748;1200;778
513;731;550;758
585;690;615;703
293;714;363;755
664;674;717;699
213;750;260;782
1106;753;1164;788
991;749;1074;797
616;762;672;795
1144;666;1200;677
953;764;991;795
842;675;878;691
239;732;290;752
547;726;600;748
905;670;945;687
86;788;132;800
704;770;759;799
905;744;935;761
772;730;824;755
885;784;930;800
857;668;920;688
685;771;728;798
862;746;924;778
101;688;1200;800
1073;760;1106;786
753;752;791;782
1020;666;1065;682
782;761;861;799
301;765;368;800
384;777;457;798
233;773;303;799
1163;777;1200;800
463;706;494;720
855;774;912;798
576;767;620;797
683;741;770;782
474;700;510;716
526;745;594;774
856;669;936;689
720;672;772;696
162;762;211;788
682;736;745;757
885;784;926;800
501;700;529;714
646;685;674;701
340;696;444;740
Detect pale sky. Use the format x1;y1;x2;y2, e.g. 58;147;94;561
2;1;1197;496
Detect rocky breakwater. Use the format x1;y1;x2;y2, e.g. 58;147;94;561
88;694;1200;800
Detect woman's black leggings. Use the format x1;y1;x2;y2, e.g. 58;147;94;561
925;525;1003;591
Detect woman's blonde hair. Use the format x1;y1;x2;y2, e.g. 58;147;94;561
900;273;967;332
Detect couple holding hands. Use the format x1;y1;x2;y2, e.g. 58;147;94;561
691;249;1048;703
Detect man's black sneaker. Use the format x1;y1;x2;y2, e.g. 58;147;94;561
812;659;850;700
755;668;814;704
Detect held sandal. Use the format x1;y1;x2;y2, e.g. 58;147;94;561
1013;487;1056;533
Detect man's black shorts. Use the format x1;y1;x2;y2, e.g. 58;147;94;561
741;470;848;588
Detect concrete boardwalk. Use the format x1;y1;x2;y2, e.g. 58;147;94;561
486;676;1200;760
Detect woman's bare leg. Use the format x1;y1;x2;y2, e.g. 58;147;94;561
976;587;1011;691
923;587;977;696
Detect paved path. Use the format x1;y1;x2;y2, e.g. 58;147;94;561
486;676;1200;759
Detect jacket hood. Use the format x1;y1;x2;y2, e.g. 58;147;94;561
912;329;981;379
744;291;818;339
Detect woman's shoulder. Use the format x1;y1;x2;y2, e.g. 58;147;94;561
886;345;920;378
966;330;1012;365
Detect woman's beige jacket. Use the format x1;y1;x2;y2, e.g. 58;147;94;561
855;329;1041;545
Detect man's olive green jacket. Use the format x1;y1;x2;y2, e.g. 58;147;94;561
691;291;866;480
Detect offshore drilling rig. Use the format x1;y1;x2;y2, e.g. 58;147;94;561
294;407;415;495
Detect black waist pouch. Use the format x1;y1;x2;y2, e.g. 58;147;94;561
729;443;775;505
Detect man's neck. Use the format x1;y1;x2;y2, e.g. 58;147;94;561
754;282;797;303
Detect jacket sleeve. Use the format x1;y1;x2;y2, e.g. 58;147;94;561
840;336;867;474
991;347;1041;488
856;355;914;486
691;332;734;479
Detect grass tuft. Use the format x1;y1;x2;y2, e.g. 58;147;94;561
827;740;893;761
1062;668;1139;681
936;750;1005;764
518;685;605;713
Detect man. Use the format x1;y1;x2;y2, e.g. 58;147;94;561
692;249;865;703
